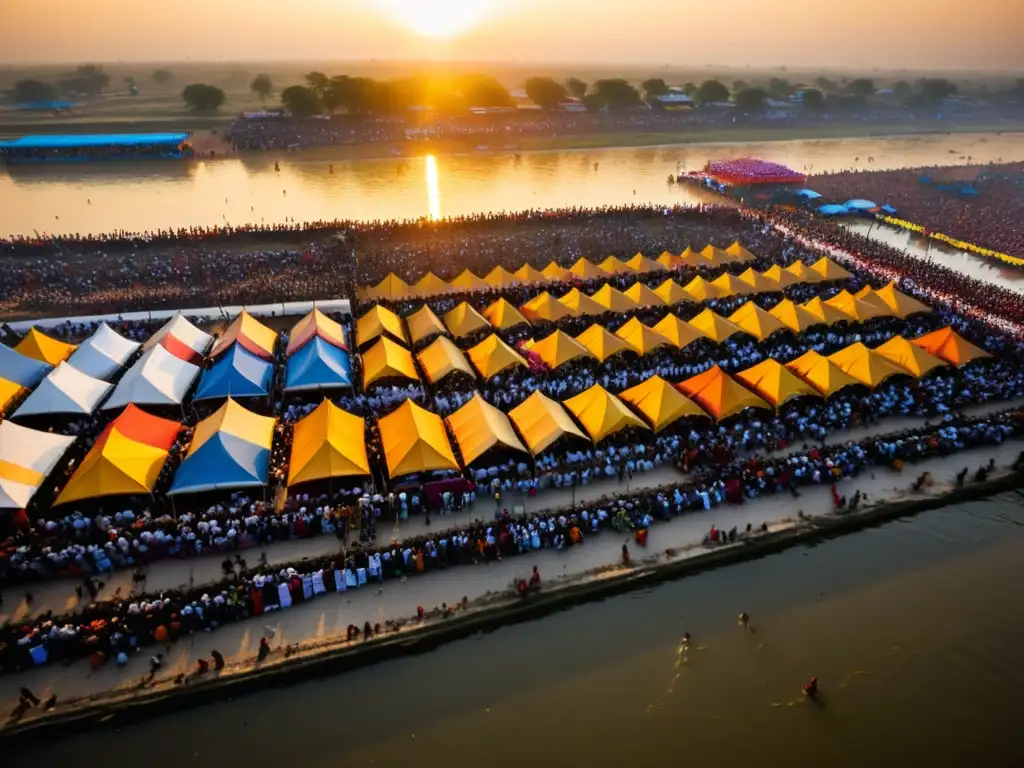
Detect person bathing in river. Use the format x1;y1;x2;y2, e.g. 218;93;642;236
803;677;819;697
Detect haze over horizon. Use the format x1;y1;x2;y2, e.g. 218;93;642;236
5;0;1024;72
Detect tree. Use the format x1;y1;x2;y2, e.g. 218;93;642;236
152;68;173;85
641;78;669;97
695;79;729;105
801;88;825;110
592;79;642;110
461;75;513;108
10;79;60;104
250;74;273;107
565;77;587;99
847;78;875;98
305;71;330;98
731;80;748;93
322;76;350;114
524;76;568;110
734;87;767;112
815;76;836;92
58;64;110;96
918;78;957;104
181;83;226;112
893;81;913;98
281;85;322;117
681;82;697;96
581;94;603;112
767;77;792;99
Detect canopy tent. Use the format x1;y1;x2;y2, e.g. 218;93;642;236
683;276;725;302
467;335;527;380
591;284;640;313
563;384;648;444
652;314;707;350
728;302;787;341
677;246;699;266
761;264;801;288
444;302;491;339
285;337;352;391
619;375;708;432
574;324;631;363
482;297;530;331
769;299;821;334
288;400;370;485
520;291;572;324
844;199;878;211
514;264;547;284
103;344;200;410
169;399;275;495
0;379;26;414
699;245;732;267
356;305;407;349
67;323;139;381
725;241;756;263
210;311;278;359
825;289;892;322
737;267;781;293
449;269;488;292
541;262;570;281
447;394;528;466
910;327;991;367
859;282;932;319
568;258;608;281
615;317;673;356
367;273;411;300
710;272;755;297
874;336;949;378
417;336;475;384
800;297;850;326
484;265;520;289
530;330;593;369
195;344;274;400
14;362;112;418
0;421;75;509
558;288;605;317
287;308;347;355
818;204;850;216
598;255;632;275
361;336;419;389
654;279;692;306
809;257;853;282
656;251;683;269
784;261;824;283
689;309;744;343
405;305;448;345
15;328;77;366
412;272;450;297
0;344;52;389
625;253;664;273
157;333;205;365
143;313;213;358
784;351;861;397
378;400;459;478
827;342;907;388
508;390;588;455
623;281;666;307
734;359;820;407
677;365;771;420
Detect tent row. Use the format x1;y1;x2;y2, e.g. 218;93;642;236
284;309;353;392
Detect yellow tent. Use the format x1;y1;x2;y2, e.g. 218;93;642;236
725;241;756;263
734;359;820;407
910;327;991;367
785;261;824;283
366;273;411;300
416;336;475;384
444;302;491;339
508;390;588;454
598;255;633;274
615;317;673;356
653;279;692;306
810;257;853;281
520;291;572;324
56;428;169;505
0;378;26;414
728;302;787;341
761;264;801;288
574;324;631;363
677;246;699;266
737;267;782;293
15;328;76;365
825;289;892;322
211;311;278;359
683;276;725;302
711;272;755;297
828;342;907;388
784;350;861;397
530;330;594;369
447;394;528;466
467;334;527;380
769;299;821;334
619;375;709;432
449;269;489;292
700;245;732;267
482;297;530;330
412;272;450;297
689;308;744;342
558;287;606;317
623;281;666;307
678;365;772;420
405;305;448;345
356;304;408;348
541;261;570;281
563;384;648;443
656;251;682;269
484;265;520;289
800;297;850;326
362;336;420;389
515;264;547;284
867;282;932;318
652;314;707;350
288;401;370;485
874;336;949;378
378;400;459;478
626;253;664;273
569;258;609;280
591;284;640;313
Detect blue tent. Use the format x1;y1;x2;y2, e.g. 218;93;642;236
194;344;273;401
0;344;53;388
285;337;352;391
168;432;269;495
796;189;823;199
818;204;849;216
880;204;898;215
844;199;878;211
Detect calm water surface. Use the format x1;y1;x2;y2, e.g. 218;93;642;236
12;494;1024;767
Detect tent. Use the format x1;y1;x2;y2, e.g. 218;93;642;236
444;302;491;339
800;296;850;326
591;284;640;313
367;273;411;300
467;335;527;380
656;251;682;269
653;279;692;306
210;311;278;359
195;344;274;400
598;255;632;274
361;336;419;389
699;245;732;267
0;344;51;389
288;401;370;485
625;253;664;273
514;264;547;283
520;291;572;324
728;302;787;341
558;287;605;317
103;344;200;410
530;330;593;369
844;199;877;211
563;384;648;443
0;421;75;509
784;261;824;283
0;378;26;414
769;299;821;334
910;327;991;367
449;269;488;292
482;297;530;331
574;324;631;363
784;350;861;397
619;375;708;432
689;308;744;342
447;394;528;466
378;400;459;478
734;359;820;407
508;390;588;455
169;399;275;495
652;314;707;350
862;282;932;319
623;281;666;307
67;323;140;380
810;257;854;282
677;246;699;266
725;241;756;263
874;336;949;378
484;265;520;289
677;365;771;420
817;204;849;216
568;258;608;280
825;289;892;322
412;272;450;297
14;362;112;417
356;305;407;349
287;308;347;355
615;318;673;356
710;272;755;297
285;337;352;391
683;276;725;302
541;262;570;281
828;343;907;388
405;305;448;345
15;328;77;365
143;313;213;357
761;264;801;288
417;336;475;384
796;189;822;199
737;267;781;293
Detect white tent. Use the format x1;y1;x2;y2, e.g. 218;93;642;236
13;362;113;417
0;420;75;509
67;323;141;380
103;344;200;410
142;313;213;355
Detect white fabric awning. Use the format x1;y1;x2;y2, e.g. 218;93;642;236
13;361;113;417
143;313;213;355
0;420;75;509
103;344;200;409
67;323;140;380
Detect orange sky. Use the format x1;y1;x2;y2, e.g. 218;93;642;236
4;0;1023;70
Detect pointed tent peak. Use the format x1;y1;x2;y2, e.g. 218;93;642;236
412;272;450;297
541;261;570;281
55;426;170;506
619;375;709;432
289;307;347;355
356;304;407;348
483;297;530;331
211;311;277;359
728;302;787;341
514;264;547;283
598;255;632;275
288;400;369;485
626;253;664;274
711;271;756;297
443;302;491;339
416;336;475;384
484;265;520;288
652;314;707;350
737;267;782;293
725;241;756;263
683;276;725;302
568;258;609;281
656;250;682;269
574;324;631;363
362;336;420;389
677;365;772;420
508;390;588;455
689;308;744;343
734;359;820;407
188;397;275;457
520;291;572;324
769;298;821;334
810;257;854;281
467;334;527;380
623;281;666;307
699;244;732;266
871;282;932;318
910;327;991;367
368;273;411;300
825;289;893;322
563;384;649;444
615;318;673;356
785;350;862;398
874;336;949;378
784;261;824;283
144;313;213;355
447;394;528;466
558;287;605;317
653;278;692;306
15;328;77;366
591;284;640;313
677;246;699;265
405;304;448;345
800;296;850;326
0;344;53;389
827;342;908;388
530;330;594;369
378;399;459;478
761;264;801;288
449;269;489;292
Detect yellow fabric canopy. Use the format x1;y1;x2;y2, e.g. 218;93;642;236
515;264;547;283
761;264;801;288
520;291;572;323
598;255;632;274
541;261;570;281
405;305;448;345
910;327;991;367
725;241;756;263
683;276;725;302
652;314;706;350
800;297;850;326
568;258;608;280
378;400;459;478
785;261;824;283
615;317;673;356
728;302;787;341
467;334;527;380
678;365;772;420
626;254;663;273
482;297;530;330
810;257;853;281
449;269;488;292
416;336;475;384
784;350;861;397
484;266;519;288
735;359;820;407
619;375;709;432
867;282;932;318
289;308;347;354
56;428;169;505
15;328;76;365
558;287;605;317
563;384;648;443
362;336;420;389
623;282;666;307
356;304;407;348
689;308;744;342
508;390;588;454
0;378;25;414
288;401;370;485
211;311;278;358
656;251;682;269
828;342;907;388
447;394;528;466
874;336;949;378
443;302;491;339
825;289;892;322
737;267;782;293
654;279;692;305
591;284;640;313
188;398;275;456
677;246;699;266
711;272;755;297
412;272;450;297
367;273;411;300
769;299;821;334
574;324;631;363
530;330;593;368
699;245;732;267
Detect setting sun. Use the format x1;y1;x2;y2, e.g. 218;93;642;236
380;0;500;39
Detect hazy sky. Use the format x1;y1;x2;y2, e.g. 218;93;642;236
5;0;1024;71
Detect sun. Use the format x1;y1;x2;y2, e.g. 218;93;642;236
380;0;498;39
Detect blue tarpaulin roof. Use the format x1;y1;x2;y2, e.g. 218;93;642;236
880;204;898;214
0;133;190;149
0;344;53;388
818;204;849;215
194;344;273;401
844;199;878;211
285;337;352;391
796;189;823;199
168;432;270;495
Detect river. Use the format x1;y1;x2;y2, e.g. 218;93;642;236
9;493;1024;766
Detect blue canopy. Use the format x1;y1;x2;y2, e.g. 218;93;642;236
168;432;269;495
0;344;53;388
0;133;190;149
844;199;878;211
817;204;849;216
796;189;823;199
285;337;352;391
194;344;273;401
880;204;898;215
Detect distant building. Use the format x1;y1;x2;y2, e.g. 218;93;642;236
649;92;694;111
557;98;588;113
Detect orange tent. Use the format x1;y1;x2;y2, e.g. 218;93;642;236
568;258;608;281
405;305;448;345
785;261;824;283
484;266;520;289
514;264;547;284
541;262;570;281
574;324;631;363
699;245;732;267
520;291;572;324
737;267;782;293
725;241;756;263
874;336;948;378
683;276;725;302
598;255;632;275
482;298;530;331
467;335;527;380
562;384;648;443
809;257;853;281
530;330;594;369
769;299;820;334
656;251;682;269
866;282;932;318
828;342;907;388
412;272;450;297
626;253;664;273
910;327;991;367
619;375;709;431
15;328;76;365
416;336;475;384
652;314;706;350
558;288;605;317
728;302;786;341
653;279;692;306
800;297;850;326
761;264;801;288
615;318;673;356
449;269;489;292
784;350;861;397
623;281;666;307
677;246;699;267
688;308;744;343
366;273;410;300
355;305;407;349
735;359;820;407
825;289;892;322
677;365;771;420
710;272;755;297
443;302;491;339
591;284;640;313
508;391;588;454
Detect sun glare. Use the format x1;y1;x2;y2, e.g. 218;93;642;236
380;0;498;39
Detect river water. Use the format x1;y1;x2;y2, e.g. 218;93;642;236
10;494;1024;766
